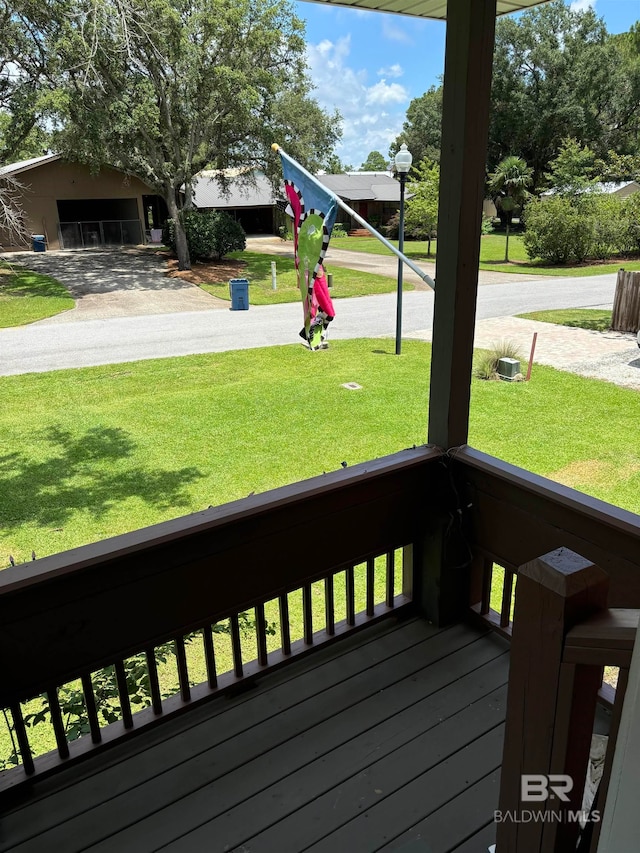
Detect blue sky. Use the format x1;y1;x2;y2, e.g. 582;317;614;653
296;0;640;169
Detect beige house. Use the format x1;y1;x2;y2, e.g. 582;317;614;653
0;154;165;251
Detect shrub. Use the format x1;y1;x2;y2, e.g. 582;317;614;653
481;213;494;235
383;212;399;240
587;195;626;260
332;223;347;238
474;339;525;381
523;197;593;264
208;211;246;259
620;193;640;254
163;210;246;260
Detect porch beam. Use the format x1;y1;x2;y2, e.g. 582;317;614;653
428;0;497;448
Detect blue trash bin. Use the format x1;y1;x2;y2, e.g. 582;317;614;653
229;278;249;310
31;234;46;252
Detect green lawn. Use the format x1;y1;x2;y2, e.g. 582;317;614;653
328;234;640;277
517;308;613;331
198;251;413;304
0;260;74;327
2;339;639;566
2;339;639;763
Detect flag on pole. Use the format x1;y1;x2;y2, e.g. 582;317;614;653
276;148;338;341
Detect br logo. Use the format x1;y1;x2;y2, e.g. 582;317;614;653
521;774;573;802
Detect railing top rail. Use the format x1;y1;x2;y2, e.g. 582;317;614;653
453;445;640;537
564;608;639;668
0;445;442;593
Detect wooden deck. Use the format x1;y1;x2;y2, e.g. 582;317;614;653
1;617;509;852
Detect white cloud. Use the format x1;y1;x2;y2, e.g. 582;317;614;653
382;19;414;45
306;37;410;168
377;63;403;79
365;80;408;106
570;0;596;11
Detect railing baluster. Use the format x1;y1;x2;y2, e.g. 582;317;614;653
366;557;375;617
9;704;34;775
203;626;217;688
175;637;191;702
256;604;268;666
325;574;335;636
500;570;514;628
279;594;291;655
230;614;243;677
114;661;133;730
145;648;163;714
346;566;355;626
386;551;395;608
81;674;102;744
47;687;70;757
303;584;313;645
480;557;493;615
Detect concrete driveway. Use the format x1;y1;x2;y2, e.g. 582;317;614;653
4;247;225;323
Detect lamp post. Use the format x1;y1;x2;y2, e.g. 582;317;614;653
394;143;412;355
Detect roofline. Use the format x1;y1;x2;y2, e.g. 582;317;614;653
0;153;61;177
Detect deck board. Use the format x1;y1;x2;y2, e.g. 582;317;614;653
1;618;509;853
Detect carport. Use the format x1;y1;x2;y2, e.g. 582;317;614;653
57;197;143;248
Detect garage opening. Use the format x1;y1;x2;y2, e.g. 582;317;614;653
57;198;143;248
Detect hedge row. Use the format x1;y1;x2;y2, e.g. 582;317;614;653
523;193;640;265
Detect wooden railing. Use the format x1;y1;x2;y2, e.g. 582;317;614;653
495;548;638;853
456;447;640;614
0;446;446;791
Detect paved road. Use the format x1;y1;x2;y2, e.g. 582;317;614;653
0;242;630;379
0;268;619;376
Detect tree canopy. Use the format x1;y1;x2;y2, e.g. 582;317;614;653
390;84;442;167
359;151;388;172
404;157;439;254
392;1;639;192
2;0;341;268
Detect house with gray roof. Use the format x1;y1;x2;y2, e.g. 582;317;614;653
191;171;279;235
191;170;404;235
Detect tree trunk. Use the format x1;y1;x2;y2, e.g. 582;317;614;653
504;220;510;263
427;234;432;257
165;189;190;271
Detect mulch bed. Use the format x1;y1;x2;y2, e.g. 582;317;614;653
165;256;247;286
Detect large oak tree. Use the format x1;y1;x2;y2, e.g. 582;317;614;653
7;0;339;268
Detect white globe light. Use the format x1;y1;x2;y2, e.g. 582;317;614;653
394;143;412;174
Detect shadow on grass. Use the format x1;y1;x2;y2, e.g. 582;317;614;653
0;264;71;299
0;425;204;531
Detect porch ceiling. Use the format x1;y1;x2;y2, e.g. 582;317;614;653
303;0;550;21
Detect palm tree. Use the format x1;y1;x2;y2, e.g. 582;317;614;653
488;156;533;262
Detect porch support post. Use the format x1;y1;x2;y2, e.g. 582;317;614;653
496;548;609;852
427;0;497;448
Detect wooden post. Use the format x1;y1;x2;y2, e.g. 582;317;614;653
611;269;640;332
427;0;497;449
496;548;609;852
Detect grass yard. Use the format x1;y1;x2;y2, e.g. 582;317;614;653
328;234;640;277
190;250;413;304
0;260;74;327
2;339;639;564
2;339;640;764
518;308;613;331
